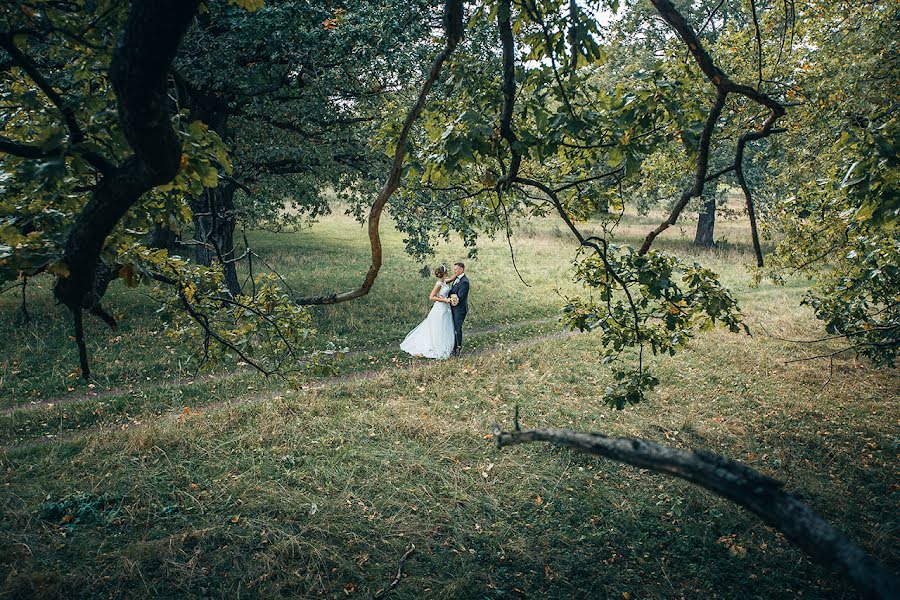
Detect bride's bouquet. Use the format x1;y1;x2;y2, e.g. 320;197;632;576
449;294;459;306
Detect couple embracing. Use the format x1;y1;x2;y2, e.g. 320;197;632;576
400;262;470;360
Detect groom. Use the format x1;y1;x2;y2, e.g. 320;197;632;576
449;262;470;356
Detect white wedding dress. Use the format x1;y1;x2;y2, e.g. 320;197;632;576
400;280;455;359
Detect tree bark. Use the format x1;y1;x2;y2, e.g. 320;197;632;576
694;195;716;246
53;0;201;378
191;181;241;297
494;425;898;600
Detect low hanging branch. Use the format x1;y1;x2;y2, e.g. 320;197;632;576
513;175;645;372
492;422;899;600
638;0;787;257
294;0;464;306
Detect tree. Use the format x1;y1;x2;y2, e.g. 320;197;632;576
1;0;896;595
2;0;894;396
0;0;314;377
167;0;440;297
1;0;469;377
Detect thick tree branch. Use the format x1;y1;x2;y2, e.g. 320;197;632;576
493;424;899;600
639;89;727;254
496;0;521;188
0;136;54;159
53;0;200;378
514;176;643;364
294;0;464;306
649;0;784;113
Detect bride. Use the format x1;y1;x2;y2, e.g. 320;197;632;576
400;264;455;359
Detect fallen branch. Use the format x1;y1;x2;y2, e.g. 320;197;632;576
492;423;898;599
372;544;416;599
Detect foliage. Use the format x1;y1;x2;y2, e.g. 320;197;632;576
0;0;896;402
762;1;899;367
562;245;746;407
118;243;319;377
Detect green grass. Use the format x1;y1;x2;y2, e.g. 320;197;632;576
0;209;897;598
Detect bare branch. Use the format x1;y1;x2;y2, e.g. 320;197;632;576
514;176;643;368
372;544;417;599
493;424;899;600
552;167;623;194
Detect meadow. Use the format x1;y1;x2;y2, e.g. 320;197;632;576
0;207;896;598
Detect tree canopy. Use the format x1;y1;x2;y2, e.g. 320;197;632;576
0;0;896;398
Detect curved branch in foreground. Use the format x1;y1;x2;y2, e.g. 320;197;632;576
294;0;464;306
493;425;898;600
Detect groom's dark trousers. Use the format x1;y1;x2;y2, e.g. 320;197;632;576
450;275;469;355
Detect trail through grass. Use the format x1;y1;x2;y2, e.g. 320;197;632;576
1;210;896;598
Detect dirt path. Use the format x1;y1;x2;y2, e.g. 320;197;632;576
2;327;578;450
2;317;558;416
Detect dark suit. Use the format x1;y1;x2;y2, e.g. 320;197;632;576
449;274;469;355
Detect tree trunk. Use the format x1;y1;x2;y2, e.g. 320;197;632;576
191;181;241;296
52;0;201;379
186;103;241;296
694;194;716;246
148;223;179;251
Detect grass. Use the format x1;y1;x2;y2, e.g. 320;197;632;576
0;207;897;598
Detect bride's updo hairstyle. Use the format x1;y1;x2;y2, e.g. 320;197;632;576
434;264;448;279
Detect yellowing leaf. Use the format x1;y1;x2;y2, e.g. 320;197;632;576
47;261;70;278
228;0;263;11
